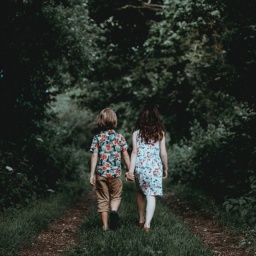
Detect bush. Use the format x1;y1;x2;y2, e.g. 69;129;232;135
0;140;43;210
0;129;86;210
170;109;256;223
170;120;233;193
223;175;256;226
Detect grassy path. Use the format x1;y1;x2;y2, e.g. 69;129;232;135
65;181;213;256
0;181;89;256
20;191;95;256
162;191;255;256
3;178;253;255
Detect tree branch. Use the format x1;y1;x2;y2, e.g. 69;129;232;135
116;1;163;12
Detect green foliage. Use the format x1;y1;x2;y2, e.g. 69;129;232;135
0;0;98;209
43;0;101;86
0;0;98;140
49;90;96;149
0;128;86;210
0;140;43;210
87;0;161;48
170;120;232;186
80;0;227;142
170;109;256;223
223;175;256;225
217;0;256;106
1;0;53;140
188;91;240;127
1;0;256;228
0;86;100;210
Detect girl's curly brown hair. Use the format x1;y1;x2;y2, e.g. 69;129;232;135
134;104;165;143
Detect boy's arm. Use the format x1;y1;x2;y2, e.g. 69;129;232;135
90;152;98;186
160;133;168;179
122;150;130;171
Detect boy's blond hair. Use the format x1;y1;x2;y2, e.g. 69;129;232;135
97;108;117;129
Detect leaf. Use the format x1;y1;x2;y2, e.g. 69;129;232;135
5;166;13;172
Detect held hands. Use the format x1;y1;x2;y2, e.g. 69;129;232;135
125;172;135;182
90;175;96;186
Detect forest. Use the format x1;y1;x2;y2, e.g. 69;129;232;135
0;0;256;254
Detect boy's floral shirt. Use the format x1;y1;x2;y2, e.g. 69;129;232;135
90;130;128;178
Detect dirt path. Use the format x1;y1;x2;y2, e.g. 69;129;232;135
20;188;254;256
162;191;255;256
20;190;95;256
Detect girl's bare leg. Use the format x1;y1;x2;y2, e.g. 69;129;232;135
144;195;156;228
137;191;145;223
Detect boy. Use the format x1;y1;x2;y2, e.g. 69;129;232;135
90;108;130;231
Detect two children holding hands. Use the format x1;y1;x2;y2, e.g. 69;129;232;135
90;105;168;231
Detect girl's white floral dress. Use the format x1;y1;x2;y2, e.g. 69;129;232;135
134;130;163;196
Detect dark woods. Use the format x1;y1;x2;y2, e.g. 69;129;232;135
0;0;256;224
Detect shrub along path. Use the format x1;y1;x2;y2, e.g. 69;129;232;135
20;183;254;256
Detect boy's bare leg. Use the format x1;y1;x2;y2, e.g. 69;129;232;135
101;212;108;229
137;191;145;223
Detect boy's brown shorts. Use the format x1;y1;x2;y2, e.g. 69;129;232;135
96;175;123;213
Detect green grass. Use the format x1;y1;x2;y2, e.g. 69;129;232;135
170;183;252;227
0;180;88;256
65;180;213;256
170;182;256;252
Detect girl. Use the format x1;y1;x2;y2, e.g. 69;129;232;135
90;108;130;231
127;105;168;231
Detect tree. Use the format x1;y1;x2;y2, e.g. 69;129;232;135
0;0;97;140
0;0;101;209
79;0;226;141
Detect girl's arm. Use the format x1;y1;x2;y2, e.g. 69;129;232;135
160;133;168;179
90;152;98;186
127;131;137;180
